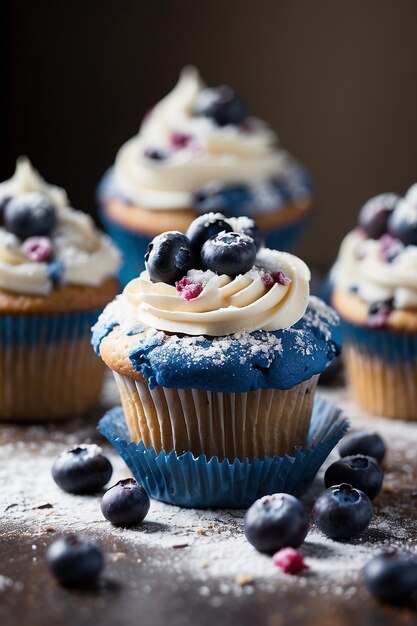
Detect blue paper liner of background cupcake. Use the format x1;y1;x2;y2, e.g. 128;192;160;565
98;395;349;509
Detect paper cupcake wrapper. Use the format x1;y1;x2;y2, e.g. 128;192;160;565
98;395;349;508
264;212;312;253
114;372;318;460
341;318;417;364
340;317;417;420
0;309;104;421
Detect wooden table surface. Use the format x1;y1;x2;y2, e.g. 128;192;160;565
1;373;417;626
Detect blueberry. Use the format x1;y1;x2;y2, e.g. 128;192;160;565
243;493;309;554
325;455;383;500
226;216;264;251
388;197;417;245
313;483;373;540
46;534;104;588
363;552;417;605
194;185;252;217
339;432;386;463
358;193;399;239
185;212;232;266
201;231;256;276
193;85;248;126
101;478;150;528
145;231;192;285
52;445;113;495
5;192;57;239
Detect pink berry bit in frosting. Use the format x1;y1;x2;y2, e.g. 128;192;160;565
272;547;308;575
176;277;203;301
22;236;53;263
170;132;192;149
262;270;290;288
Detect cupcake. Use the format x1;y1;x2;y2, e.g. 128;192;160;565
331;186;417;420
98;66;313;285
0;158;121;421
93;213;341;465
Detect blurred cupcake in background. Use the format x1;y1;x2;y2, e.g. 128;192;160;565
331;185;417;420
0;158;120;421
98;66;313;285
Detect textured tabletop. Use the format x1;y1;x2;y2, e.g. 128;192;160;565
1;373;416;626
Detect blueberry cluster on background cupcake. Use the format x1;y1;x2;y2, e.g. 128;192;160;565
0;158;121;421
93;212;342;506
98;66;313;285
331;185;417;420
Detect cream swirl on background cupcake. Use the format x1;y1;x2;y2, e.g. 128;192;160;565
113;66;303;211
332;184;417;312
0;158;120;296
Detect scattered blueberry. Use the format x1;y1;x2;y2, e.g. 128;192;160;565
193;85;248;126
145;231;192;285
363;552;417;605
227;216;264;251
325;455;383;500
201;231;256;276
101;478;150;528
272;547;309;575
358;193;399;239
194;185;252;217
5;192;57;239
244;493;309;554
46;534;104;588
22;236;53;262
144;148;167;161
388;198;417;245
185;212;232;266
339;431;386;463
312;483;373;540
52;445;113;495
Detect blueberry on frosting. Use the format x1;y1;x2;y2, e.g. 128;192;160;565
5;192;57;239
145;231;192;284
185;212;233;267
193;85;248;127
201;231;257;276
388;189;417;245
358;193;399;239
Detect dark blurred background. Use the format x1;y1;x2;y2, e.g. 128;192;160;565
2;0;417;270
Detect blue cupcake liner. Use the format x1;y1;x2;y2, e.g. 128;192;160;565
98;395;349;508
0;308;103;347
341;318;417;364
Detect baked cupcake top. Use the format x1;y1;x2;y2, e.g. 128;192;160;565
101;66;312;216
331;185;417;329
0;158;121;296
93;213;341;392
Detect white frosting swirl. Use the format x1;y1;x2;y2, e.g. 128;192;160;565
113;66;290;210
331;229;417;309
121;247;310;336
0;157;68;209
0;159;121;295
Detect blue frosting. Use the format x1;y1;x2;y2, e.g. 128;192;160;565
93;297;342;392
